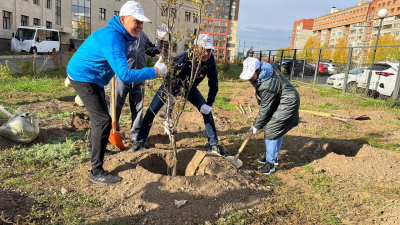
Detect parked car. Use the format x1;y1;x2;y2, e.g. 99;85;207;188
322;63;338;75
308;62;329;75
326;67;367;91
282;61;314;77
356;61;399;98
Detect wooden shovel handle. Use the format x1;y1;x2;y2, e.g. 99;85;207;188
238;131;253;154
111;76;116;124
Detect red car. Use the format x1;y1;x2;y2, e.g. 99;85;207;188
308;62;329;75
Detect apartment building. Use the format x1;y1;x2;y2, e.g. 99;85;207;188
0;0;203;54
290;19;314;49
310;0;400;62
203;0;240;62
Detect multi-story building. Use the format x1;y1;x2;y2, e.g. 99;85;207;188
0;0;203;54
292;0;400;63
203;0;240;62
290;19;314;49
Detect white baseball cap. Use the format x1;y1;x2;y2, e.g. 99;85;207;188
193;34;215;50
120;1;151;22
240;57;261;80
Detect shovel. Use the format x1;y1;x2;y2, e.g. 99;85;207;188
225;131;253;168
108;76;125;150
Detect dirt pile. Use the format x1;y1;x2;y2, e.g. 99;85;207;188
310;144;400;182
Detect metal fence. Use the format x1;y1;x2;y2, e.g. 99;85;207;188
246;45;400;101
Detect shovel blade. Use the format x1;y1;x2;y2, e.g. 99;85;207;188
109;122;124;150
225;156;243;168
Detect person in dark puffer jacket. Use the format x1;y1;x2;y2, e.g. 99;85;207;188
239;57;300;175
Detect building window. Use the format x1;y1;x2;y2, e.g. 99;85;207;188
115;0;120;1
114;11;119;15
224;0;229;6
99;8;106;20
21;15;28;26
392;8;395;12
185;11;191;21
72;0;91;39
193;13;198;23
33;0;39;5
56;0;61;25
33;18;40;26
388;1;391;5
172;43;177;52
46;0;51;9
383;3;386;7
46;21;52;28
3;11;11;29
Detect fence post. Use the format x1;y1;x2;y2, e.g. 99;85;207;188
259;51;262;61
290;49;297;80
272;55;275;62
313;49;322;86
302;49;307;82
342;47;353;94
392;61;400;100
279;50;284;67
268;50;271;62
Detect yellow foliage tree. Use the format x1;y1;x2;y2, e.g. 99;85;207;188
367;33;400;64
332;38;348;64
321;44;332;60
277;46;292;60
297;36;320;61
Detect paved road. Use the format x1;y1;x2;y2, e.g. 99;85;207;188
0;53;68;73
287;73;329;86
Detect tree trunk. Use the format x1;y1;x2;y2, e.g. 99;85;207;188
170;133;177;176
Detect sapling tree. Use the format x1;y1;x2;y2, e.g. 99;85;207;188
148;0;212;176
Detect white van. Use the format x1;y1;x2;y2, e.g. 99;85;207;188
11;26;60;54
356;61;399;98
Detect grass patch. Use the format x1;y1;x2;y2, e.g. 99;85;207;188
318;102;340;110
9;133;87;169
214;96;236;111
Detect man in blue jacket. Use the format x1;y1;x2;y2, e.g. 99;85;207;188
67;1;166;185
130;34;227;156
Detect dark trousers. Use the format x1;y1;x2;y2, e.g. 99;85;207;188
111;77;145;142
137;85;218;145
69;78;111;173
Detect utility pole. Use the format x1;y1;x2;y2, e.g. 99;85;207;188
242;42;248;56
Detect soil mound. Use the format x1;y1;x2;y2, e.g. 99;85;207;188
311;145;400;182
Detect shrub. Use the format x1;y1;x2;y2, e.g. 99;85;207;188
0;60;13;79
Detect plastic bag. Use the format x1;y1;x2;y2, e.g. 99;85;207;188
0;106;39;144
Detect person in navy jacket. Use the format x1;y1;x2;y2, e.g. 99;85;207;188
130;34;227;157
67;1;166;185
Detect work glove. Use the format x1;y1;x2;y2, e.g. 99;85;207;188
154;56;167;75
157;24;168;40
164;119;172;135
200;104;212;115
249;126;258;135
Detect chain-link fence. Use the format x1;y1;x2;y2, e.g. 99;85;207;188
246;45;400;101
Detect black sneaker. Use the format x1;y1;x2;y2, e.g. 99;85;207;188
86;149;115;156
259;162;275;175
209;145;228;157
89;170;121;185
128;141;145;153
257;157;279;166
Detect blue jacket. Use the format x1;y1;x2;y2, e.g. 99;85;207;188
67;15;156;87
165;50;218;106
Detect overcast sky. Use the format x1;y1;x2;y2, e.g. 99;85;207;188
236;0;362;53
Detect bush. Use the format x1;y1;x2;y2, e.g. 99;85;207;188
0;60;13;79
217;59;230;73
